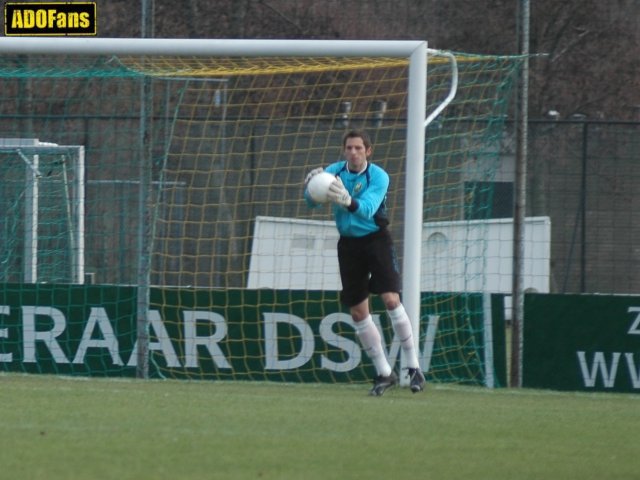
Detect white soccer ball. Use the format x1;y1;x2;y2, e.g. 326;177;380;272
307;171;335;203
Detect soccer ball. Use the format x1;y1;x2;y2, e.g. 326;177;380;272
307;171;335;203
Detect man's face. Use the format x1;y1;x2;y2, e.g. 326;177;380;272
343;136;372;172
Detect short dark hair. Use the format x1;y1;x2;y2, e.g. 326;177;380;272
342;129;372;150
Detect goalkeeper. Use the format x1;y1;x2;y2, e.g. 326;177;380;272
304;129;425;396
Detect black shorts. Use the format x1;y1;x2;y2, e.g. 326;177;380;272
337;228;402;307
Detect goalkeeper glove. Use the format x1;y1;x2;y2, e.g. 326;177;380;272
304;167;324;185
327;177;352;208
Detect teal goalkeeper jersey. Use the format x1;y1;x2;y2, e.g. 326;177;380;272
305;161;389;238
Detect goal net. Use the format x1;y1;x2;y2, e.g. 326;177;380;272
0;39;521;386
0;139;85;284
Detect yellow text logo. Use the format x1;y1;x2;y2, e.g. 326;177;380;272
4;2;96;36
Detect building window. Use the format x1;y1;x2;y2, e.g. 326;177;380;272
464;181;513;219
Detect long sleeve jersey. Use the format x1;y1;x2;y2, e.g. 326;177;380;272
305;161;389;238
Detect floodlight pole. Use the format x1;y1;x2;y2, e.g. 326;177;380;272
135;1;155;379
511;0;530;388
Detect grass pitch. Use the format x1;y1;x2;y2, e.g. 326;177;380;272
1;373;639;480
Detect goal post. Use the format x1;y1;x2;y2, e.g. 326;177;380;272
0;38;521;387
0;138;85;285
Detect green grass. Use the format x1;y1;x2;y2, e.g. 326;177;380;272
1;373;639;480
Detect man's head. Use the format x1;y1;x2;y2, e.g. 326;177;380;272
342;130;372;151
342;130;372;172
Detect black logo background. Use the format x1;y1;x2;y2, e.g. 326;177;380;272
4;2;96;36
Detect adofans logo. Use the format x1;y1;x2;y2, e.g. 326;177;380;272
4;2;96;36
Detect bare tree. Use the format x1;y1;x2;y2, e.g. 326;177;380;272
528;0;639;120
91;0;639;120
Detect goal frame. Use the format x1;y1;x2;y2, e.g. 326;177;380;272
0;37;434;380
0;138;85;285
